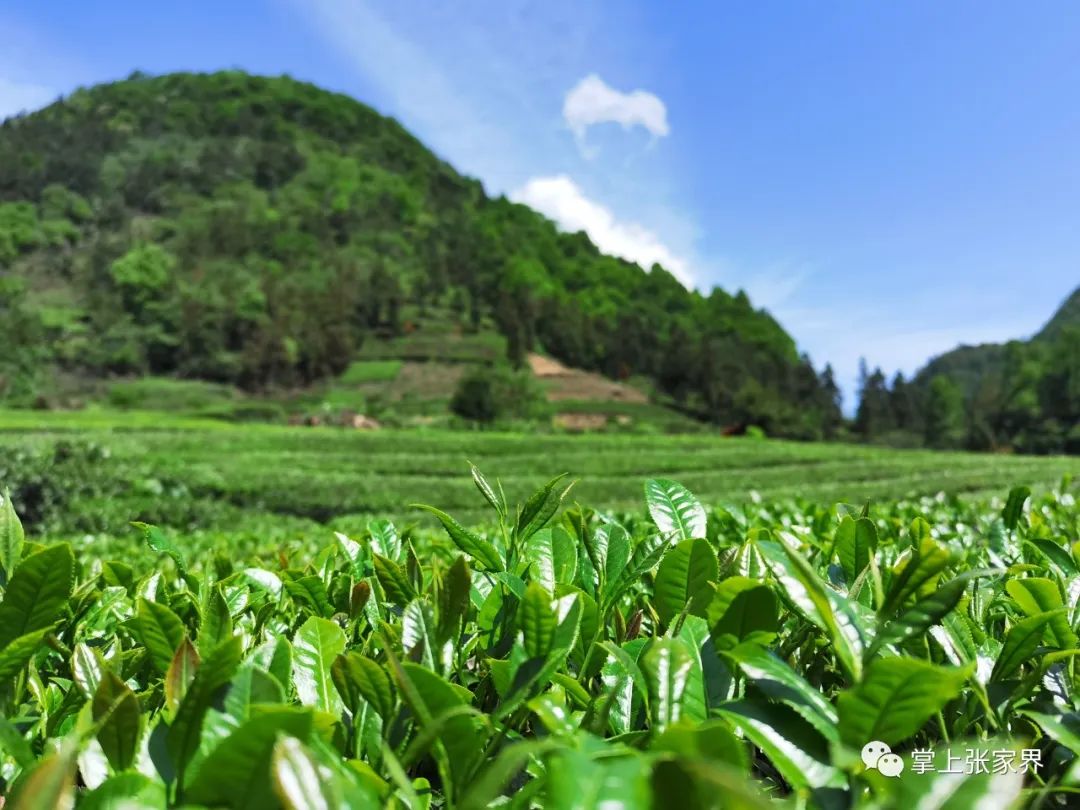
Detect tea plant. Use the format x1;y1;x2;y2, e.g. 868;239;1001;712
0;470;1078;808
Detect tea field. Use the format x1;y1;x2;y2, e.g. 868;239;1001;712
2;411;1080;808
0;409;1077;542
1;460;1079;808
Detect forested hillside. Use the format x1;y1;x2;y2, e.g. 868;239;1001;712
0;70;842;438
853;286;1079;454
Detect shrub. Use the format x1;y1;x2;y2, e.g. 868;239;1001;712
450;366;543;423
339;359;403;384
107;377;237;411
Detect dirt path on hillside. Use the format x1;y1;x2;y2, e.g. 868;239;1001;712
527;353;648;403
527;354;574;377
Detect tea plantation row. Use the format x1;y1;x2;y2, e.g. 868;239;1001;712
1;411;1076;540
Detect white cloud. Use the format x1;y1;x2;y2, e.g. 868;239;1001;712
0;77;55;120
563;74;669;152
291;5;694;285
512;174;692;287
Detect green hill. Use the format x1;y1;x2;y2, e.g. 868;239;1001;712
1035;285;1080;342
0;70;841;437
910;285;1080;452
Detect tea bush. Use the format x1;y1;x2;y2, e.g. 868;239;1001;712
0;470;1078;808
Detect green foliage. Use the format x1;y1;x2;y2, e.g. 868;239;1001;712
857;285;1080;454
107;377;238;412
449;366;543;424
923;374;965;448
2;414;1078;543
836;658;970;746
0;467;1076;807
1;70;839;436
0;201;42;264
110;242;175;292
653;538;716;626
339;360;403;384
0;277;45;403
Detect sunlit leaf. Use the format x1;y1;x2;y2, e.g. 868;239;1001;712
135;598;187;676
641;638;693;733
413;504;503;571
645;479;707;541
0;490;25;581
516;473;573;543
835;515;877;585
718;700;842;789
292;616;346;714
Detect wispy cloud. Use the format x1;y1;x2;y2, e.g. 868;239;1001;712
0;76;55;120
563;73;669;156
291;0;697;289
293;0;523;190
738;265;810;312
512;174;693;287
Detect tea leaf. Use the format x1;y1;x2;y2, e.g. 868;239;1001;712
0;544;74;650
645;479;707;541
838;657;971;746
292;617;346;714
653;538;716;626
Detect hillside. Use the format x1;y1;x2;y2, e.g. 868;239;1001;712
908;285;1080;452
0;70;842;438
1035;285;1080;342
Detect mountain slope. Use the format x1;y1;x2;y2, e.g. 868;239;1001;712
915;285;1079;393
1035;285;1080;342
912;285;1080;452
0;70;840;437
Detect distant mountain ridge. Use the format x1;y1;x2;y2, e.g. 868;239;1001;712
915;285;1079;393
909;284;1079;452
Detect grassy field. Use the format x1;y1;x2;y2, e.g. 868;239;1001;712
2;408;1075;540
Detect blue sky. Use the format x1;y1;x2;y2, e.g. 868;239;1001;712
2;1;1079;408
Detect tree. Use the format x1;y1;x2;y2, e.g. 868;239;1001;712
450;367;542;423
110;243;174;304
923;375;965;448
854;361;894;440
889;372;920;433
107;243;179;372
818;364;844;438
0;278;43;402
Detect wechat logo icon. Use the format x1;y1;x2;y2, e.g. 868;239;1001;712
862;741;905;778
